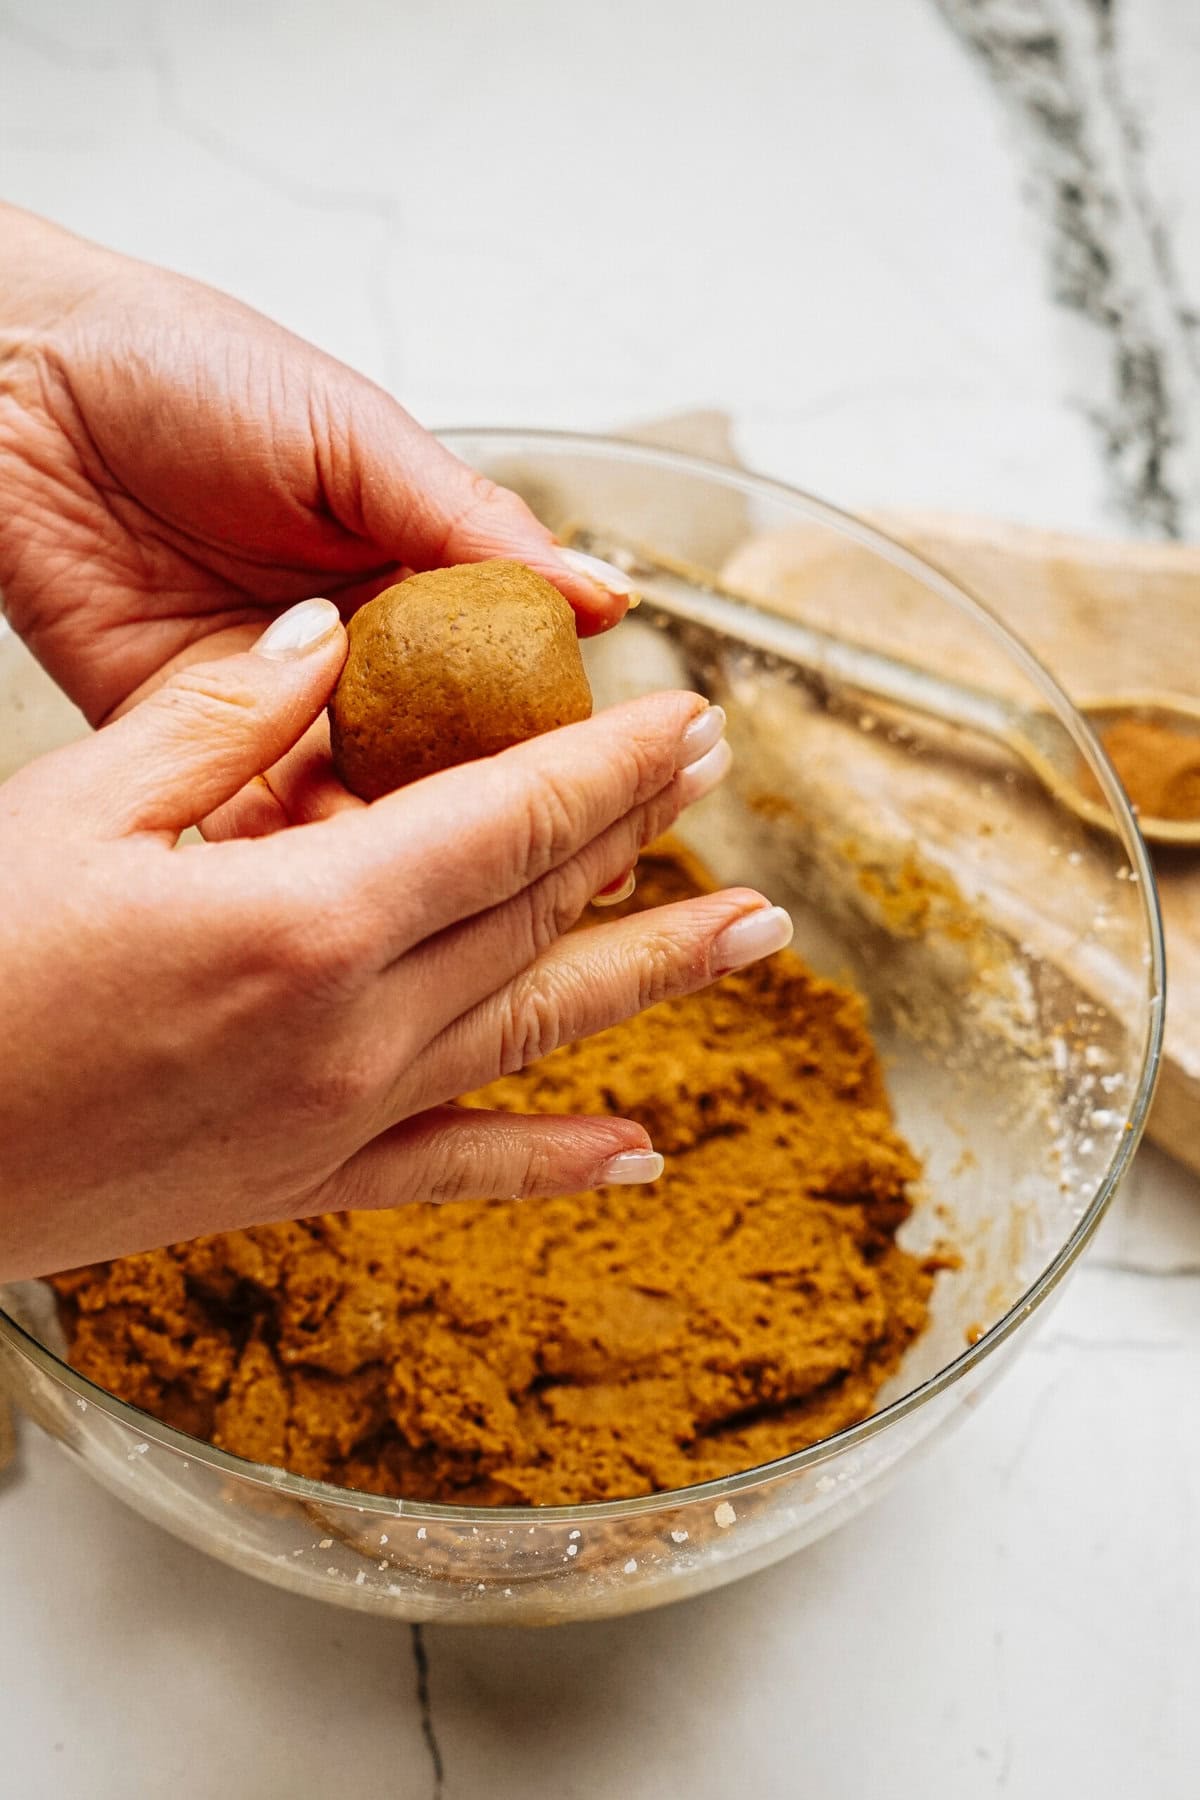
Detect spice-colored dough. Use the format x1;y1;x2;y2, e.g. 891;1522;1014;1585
50;848;933;1506
329;560;593;799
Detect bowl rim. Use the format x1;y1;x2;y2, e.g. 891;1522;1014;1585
0;427;1166;1526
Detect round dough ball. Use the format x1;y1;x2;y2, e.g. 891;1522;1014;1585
329;560;593;800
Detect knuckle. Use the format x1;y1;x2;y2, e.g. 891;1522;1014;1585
437;470;513;556
616;696;697;807
498;977;563;1075
586;727;666;818
464;470;505;514
520;860;591;959
640;777;686;844
509;1141;554;1198
627;741;675;811
634;931;692;1011
426;1130;549;1204
301;896;376;987
162;663;258;725
516;770;581;880
424;1160;474;1204
291;1054;379;1127
287;920;363;994
234;878;373;998
425;1143;486;1204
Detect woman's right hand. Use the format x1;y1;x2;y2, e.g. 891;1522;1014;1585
0;598;789;1282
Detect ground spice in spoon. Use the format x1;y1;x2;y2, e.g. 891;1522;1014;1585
1097;716;1200;822
49;847;934;1506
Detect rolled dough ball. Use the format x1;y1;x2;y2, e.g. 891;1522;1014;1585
329;560;593;800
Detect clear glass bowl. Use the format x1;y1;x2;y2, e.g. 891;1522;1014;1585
0;432;1164;1624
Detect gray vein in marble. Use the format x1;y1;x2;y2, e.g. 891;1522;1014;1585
1035;1330;1186;1353
998;1368;1067;1484
410;1625;445;1800
991;1627;1014;1790
934;0;1200;537
0;5;132;69
1087;1255;1200;1279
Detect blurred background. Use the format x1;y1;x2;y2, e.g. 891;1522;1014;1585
2;4;1199;1798
2;0;1197;536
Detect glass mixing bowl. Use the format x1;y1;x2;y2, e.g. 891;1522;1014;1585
0;433;1164;1624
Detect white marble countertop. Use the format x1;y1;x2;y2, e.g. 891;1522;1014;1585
2;2;1198;1795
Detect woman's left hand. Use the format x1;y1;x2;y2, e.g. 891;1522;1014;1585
0;202;625;736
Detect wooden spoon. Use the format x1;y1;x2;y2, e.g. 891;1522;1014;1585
604;418;1200;1173
570;530;1200;847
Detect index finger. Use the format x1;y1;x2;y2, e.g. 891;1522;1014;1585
259;689;710;959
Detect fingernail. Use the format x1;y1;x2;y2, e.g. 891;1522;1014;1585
558;547;641;606
676;704;726;769
677;736;732;804
597;1149;665;1186
712;905;794;973
591;867;637;907
254;598;341;660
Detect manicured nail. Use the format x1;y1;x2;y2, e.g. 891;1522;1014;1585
592;867;637;907
677;705;726;769
254;598;341;660
677;736;732;804
558;547;641;606
597;1149;665;1186
712;905;794;973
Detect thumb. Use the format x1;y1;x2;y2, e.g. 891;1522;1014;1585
328;1106;664;1210
65;598;346;837
340;391;636;635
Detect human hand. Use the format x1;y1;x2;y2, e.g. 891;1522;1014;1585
0;600;789;1281
0;203;629;731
